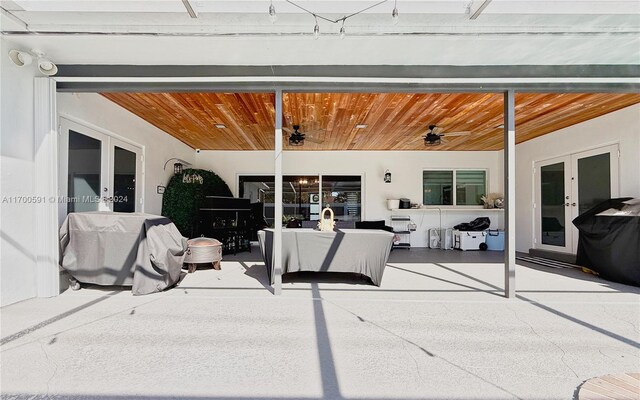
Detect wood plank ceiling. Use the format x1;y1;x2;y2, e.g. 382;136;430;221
101;92;640;151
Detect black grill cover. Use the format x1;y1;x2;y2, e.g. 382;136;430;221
572;197;640;287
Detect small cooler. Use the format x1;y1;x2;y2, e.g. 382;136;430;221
453;230;486;251
485;230;505;251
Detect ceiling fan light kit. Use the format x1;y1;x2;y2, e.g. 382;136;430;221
271;0;399;38
424;136;441;146
288;134;305;146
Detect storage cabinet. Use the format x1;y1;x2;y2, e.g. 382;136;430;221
197;196;252;254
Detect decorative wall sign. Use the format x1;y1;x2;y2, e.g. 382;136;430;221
182;173;204;185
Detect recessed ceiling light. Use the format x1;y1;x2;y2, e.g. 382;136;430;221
215;124;226;129
355;124;368;129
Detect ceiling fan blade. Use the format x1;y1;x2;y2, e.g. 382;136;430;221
282;127;293;133
304;129;326;144
306;136;325;144
444;131;471;137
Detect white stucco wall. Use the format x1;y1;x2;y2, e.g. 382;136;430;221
0;38;39;306
514;104;640;253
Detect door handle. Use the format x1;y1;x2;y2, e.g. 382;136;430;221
571;203;576;206
565;203;570;207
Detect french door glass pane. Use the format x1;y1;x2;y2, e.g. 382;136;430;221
322;175;362;221
540;162;565;246
67;130;101;213
423;171;453;205
577;153;610;216
113;146;136;212
456;170;486;205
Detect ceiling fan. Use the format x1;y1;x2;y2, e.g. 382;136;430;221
423;124;470;146
283;124;325;146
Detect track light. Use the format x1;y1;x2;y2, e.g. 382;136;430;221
37;58;58;76
31;50;58;76
392;0;399;24
8;48;58;76
269;1;277;23
8;49;32;67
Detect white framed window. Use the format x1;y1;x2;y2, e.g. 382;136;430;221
423;169;487;206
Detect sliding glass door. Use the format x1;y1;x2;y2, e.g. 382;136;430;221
321;175;362;222
238;174;363;226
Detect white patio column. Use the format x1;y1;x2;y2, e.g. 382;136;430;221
273;89;283;295
34;77;60;297
504;90;516;298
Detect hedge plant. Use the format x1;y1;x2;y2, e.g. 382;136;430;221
161;168;232;237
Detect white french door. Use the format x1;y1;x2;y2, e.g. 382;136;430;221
534;144;618;254
58;118;143;225
110;137;143;213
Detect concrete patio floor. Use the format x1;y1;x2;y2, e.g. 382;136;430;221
1;248;638;400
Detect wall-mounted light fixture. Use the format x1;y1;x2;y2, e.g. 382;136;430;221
8;49;32;66
384;169;392;183
163;158;192;175
174;163;184;175
8;48;58;76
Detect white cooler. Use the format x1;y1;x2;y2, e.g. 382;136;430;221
453;230;486;251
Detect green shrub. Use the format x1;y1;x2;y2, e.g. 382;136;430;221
161;168;232;236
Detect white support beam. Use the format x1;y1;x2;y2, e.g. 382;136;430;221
468;0;492;20
273;89;283;296
34;77;60;297
503;90;516;298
